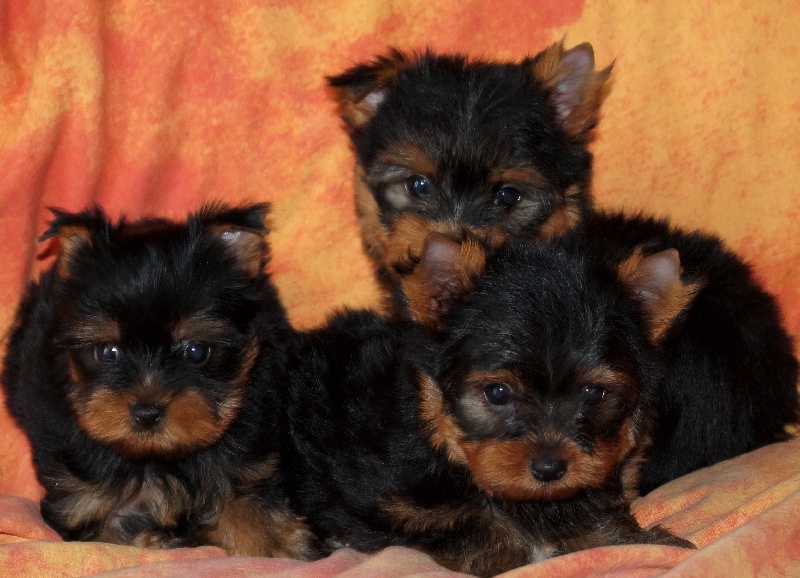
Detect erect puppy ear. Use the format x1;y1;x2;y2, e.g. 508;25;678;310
531;40;612;141
401;232;488;333
38;207;113;278
327;48;411;130
196;203;271;279
617;247;701;343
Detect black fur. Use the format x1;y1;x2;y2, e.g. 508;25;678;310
330;43;799;492
583;211;799;492
335;49;594;224
2;205;317;557
282;238;692;577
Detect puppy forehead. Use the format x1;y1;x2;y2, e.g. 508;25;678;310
443;277;623;387
394;57;539;117
372;62;549;150
71;270;236;342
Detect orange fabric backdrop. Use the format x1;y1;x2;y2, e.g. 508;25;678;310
0;1;798;576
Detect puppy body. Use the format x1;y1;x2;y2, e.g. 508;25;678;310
283;237;692;577
2;206;316;558
329;43;799;492
583;211;799;492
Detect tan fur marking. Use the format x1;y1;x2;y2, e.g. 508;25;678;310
330;51;410;129
73;385;245;458
55;226;93;278
68;317;121;346
209;225;268;278
456;367;644;500
490;167;549;189
382;496;540;575
381;496;486;534
618;248;702;342
96;475;194;546
204;494;316;559
532;40;612;139
68;358;86;390
536;185;583;241
173;317;231;343
400;230;487;331
233;338;260;388
378;144;437;178
165;389;241;450
461;435;626;501
354;164;391;265
465;369;526;391
532;41;568;87
620;426;651;501
236;454;280;487
43;472;118;530
417;373;468;465
383;214;442;278
580;365;634;389
478;224;513;246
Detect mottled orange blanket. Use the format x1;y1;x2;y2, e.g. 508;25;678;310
0;1;798;576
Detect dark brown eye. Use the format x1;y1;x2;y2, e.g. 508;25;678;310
484;383;513;406
404;175;430;198
581;385;608;405
495;186;521;207
182;341;210;365
94;344;121;363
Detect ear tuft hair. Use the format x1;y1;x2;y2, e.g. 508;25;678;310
327;48;412;130
38;206;115;278
195;203;271;279
531;40;613;141
617;247;701;342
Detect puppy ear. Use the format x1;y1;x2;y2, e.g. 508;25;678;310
327;48;411;130
617;248;700;342
532;40;612;140
401;232;487;333
38;207;113;278
196;203;271;279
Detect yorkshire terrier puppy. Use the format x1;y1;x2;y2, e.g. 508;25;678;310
583;213;799;492
283;233;694;577
328;41;799;493
2;204;317;558
328;40;607;301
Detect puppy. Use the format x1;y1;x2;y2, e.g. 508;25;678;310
2;204;317;558
328;40;607;303
328;41;799;492
582;212;800;491
283;234;694;577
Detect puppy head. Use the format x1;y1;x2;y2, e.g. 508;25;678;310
416;240;697;501
329;41;612;281
40;203;277;459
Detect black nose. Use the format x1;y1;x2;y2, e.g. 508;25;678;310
130;403;166;430
530;457;568;482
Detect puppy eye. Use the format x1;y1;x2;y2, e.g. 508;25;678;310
494;186;521;208
404;175;430;198
182;341;210;365
94;344;121;363
581;385;608;404
483;383;513;406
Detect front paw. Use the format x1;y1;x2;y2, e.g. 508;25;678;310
128;529;196;549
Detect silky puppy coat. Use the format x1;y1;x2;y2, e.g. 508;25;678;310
328;40;607;303
329;41;799;493
283;234;694;577
2;204;316;557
